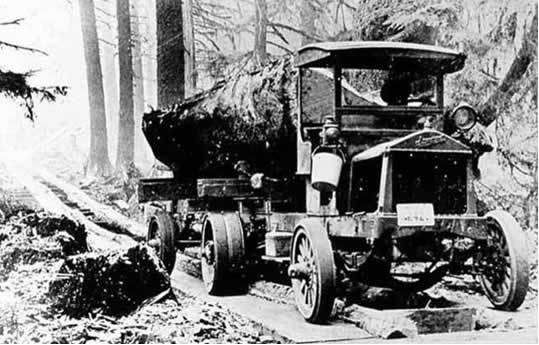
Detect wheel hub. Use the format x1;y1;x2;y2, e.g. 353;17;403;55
480;245;508;286
288;261;313;280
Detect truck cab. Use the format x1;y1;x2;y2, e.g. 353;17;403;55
294;41;473;216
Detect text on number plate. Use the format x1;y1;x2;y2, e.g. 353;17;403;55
396;203;435;227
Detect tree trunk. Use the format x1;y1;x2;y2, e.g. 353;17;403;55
156;0;185;107
101;43;119;162
78;0;113;177
132;1;145;125
300;0;317;45
183;0;197;96
140;0;158;108
479;9;537;125
98;0;119;162
254;0;268;65
131;1;152;169
115;0;135;172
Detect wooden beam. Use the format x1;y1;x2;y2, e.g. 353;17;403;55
138;178;196;202
343;304;477;339
334;65;342;123
342;305;418;339
436;74;444;108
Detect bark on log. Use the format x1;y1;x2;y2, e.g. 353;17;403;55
22;212;88;256
142;57;298;179
49;244;170;317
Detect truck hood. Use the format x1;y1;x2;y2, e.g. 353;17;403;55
351;129;471;162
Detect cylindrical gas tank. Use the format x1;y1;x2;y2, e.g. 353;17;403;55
311;147;344;193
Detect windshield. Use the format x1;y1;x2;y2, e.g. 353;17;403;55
343;69;437;106
300;67;440;125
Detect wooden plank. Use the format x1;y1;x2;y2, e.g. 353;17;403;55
337;106;442;117
197;178;253;198
342;305;419;339
170;269;374;343
343;305;477;339
400;307;477;334
138;178;196;203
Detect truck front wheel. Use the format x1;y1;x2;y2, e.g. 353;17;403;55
289;219;336;324
477;210;529;311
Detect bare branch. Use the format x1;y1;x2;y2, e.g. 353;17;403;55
268;22;289;44
0;17;24;26
269;22;322;41
98;38;116;47
0;41;48;55
267;40;292;53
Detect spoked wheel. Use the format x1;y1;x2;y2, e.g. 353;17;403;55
201;213;247;295
289;219;335;324
147;212;177;274
477;210;529;310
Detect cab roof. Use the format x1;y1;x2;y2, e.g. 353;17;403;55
295;41;466;74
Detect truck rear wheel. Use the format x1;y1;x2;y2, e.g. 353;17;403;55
289;219;336;324
147;212;177;274
201;213;247;295
478;210;529;311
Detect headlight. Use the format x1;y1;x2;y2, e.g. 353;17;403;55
450;103;477;131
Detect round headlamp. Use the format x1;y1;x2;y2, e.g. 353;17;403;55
450;103;477;131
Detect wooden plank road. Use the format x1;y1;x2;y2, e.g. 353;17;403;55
171;266;375;343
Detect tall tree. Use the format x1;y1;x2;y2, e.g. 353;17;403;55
116;0;135;171
139;0;158;107
299;0;318;45
97;0;119;161
132;2;145;121
183;0;197;96
131;1;153;169
78;0;112;177
254;0;268;65
156;0;185;107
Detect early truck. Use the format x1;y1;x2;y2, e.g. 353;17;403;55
139;41;529;323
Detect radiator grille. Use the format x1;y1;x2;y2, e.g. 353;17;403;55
392;152;468;214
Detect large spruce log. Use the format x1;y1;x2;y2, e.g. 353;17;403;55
143;57;298;179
